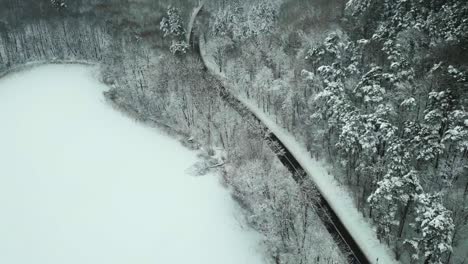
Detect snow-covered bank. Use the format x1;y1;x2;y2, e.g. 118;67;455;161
238;97;397;264
0;65;264;264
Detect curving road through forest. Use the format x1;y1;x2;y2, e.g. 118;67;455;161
188;5;373;263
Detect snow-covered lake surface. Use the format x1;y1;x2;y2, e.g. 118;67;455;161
0;64;264;264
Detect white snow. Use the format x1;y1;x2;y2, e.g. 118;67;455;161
0;64;264;264
199;37;398;264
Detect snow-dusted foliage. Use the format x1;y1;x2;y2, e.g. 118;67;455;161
160;6;185;38
347;0;468;46
210;0;280;41
369;171;423;240
204;0;468;262
0;20;110;72
169;40;189;55
225;149;343;263
414;194;455;264
247;1;279;37
159;6;188;55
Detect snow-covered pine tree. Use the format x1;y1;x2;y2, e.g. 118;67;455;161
415;193;454;264
352;66;386;109
160;6;185;38
368;170;424;242
159;6;188;55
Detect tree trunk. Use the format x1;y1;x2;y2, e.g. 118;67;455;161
446;251;452;264
424;254;432;264
464;180;468;199
274;255;280;264
398;199;412;238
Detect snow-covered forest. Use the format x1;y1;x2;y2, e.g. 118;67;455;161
0;0;467;263
204;1;468;263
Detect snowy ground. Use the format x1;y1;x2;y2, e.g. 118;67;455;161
0;64;264;264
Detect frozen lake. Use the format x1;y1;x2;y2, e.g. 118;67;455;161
0;64;263;264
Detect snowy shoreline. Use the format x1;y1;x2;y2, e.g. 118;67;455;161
0;64;265;264
1;61;194;148
0;60;97;79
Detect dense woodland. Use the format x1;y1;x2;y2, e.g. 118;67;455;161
0;0;467;264
206;0;468;263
